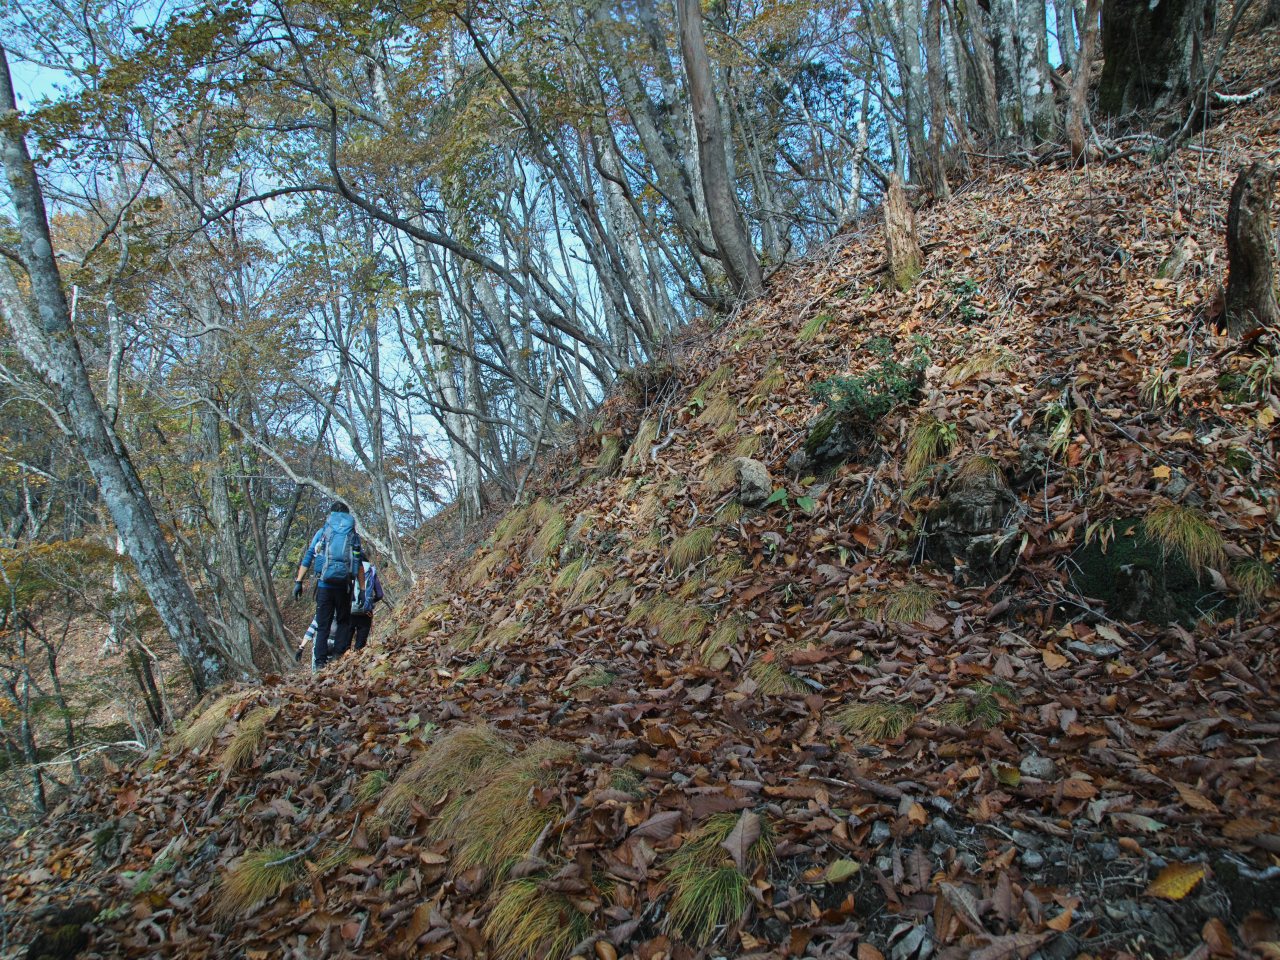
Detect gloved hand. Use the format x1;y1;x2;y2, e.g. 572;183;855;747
357;589;367;612
292;580;303;600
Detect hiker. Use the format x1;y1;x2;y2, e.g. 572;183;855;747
330;550;384;659
292;501;365;671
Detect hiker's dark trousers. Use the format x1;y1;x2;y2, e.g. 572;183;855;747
331;614;371;659
313;582;351;668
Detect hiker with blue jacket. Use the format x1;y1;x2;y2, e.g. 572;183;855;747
292;502;365;671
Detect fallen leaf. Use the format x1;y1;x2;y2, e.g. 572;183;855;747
1145;862;1207;900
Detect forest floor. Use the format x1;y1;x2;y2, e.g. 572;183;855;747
5;26;1280;960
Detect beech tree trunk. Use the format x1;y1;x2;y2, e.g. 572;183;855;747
1098;0;1213;114
925;0;951;199
0;46;233;694
1067;0;1101;162
885;174;923;292
674;0;763;300
1225;163;1279;338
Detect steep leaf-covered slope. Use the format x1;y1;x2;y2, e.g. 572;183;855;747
6;76;1280;960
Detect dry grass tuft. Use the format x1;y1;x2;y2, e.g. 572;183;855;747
218;705;279;773
692;364;734;404
531;507;567;561
797;311;833;342
312;844;354;877
623;418;659;471
668;527;716;574
378;725;510;824
569;666;616;690
552;556;586;591
714;553;746;583
946;349;1014;384
836;702;916;741
699;392;739;435
356;770;390;804
718;501;744;525
1234;558;1275;611
935;681;1016;729
702;457;737;496
448;740;573;876
451;623;482;651
1142;500;1227;575
460;660;492;681
465;550;504;588
749;363;785;408
881;584;940;624
748;659;807;696
214;846;304;918
484;875;592;960
483;620;525;650
700;616;743;668
595;435;623;477
904;414;957;481
493;504;532;549
733;434;763;459
174;692;252;753
666;812;774;946
952;454;1006;490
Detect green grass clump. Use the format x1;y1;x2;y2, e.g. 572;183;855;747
748;659;807;696
552;556;586;591
484;875;592;960
904;413;957;481
493;505;532;549
700;616;743;669
356;770;389;804
797;311;833;342
692;365;734;404
623;418;659;472
733;434;763;459
378;724;509;824
214;846;304;918
570;667;616;690
749;363;785;408
217;705;279;773
465;550;504;587
836;702;916;742
718;501;744;525
1234;558;1274;611
935;681;1016;729
698;392;739;435
568;563;605;603
483;620;525;650
702;457;737;496
666;813;774;946
881;584;940;624
531;507;567;561
174;692;251;753
595;435;622;478
1142;500;1226;576
945;349;1014;384
668;527;717;574
447;740;572;876
952;454;1005;489
460;660;492;681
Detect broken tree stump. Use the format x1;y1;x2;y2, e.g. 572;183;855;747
885;174;922;292
1225;162;1279;337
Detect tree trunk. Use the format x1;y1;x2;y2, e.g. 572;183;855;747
1056;0;1078;71
1067;0;1101;162
885;174;923;292
989;0;1057;141
674;0;763;300
0;46;232;694
1097;0;1212;114
1224;163;1279;338
926;0;952;199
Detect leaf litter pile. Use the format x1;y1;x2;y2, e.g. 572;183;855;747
7;75;1280;960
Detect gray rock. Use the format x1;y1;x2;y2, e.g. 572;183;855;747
870;820;893;845
1019;755;1057;780
929;819;957;845
1011;829;1043;850
733;457;773;506
1020;849;1046;870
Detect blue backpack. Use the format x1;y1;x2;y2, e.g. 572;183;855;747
318;512;358;586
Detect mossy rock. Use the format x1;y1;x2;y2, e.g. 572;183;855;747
802;412;879;473
1068;519;1228;625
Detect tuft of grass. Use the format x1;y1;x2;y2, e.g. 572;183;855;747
904;414;957;481
493;505;532;549
410;602;452;638
217;705;279;773
552;556;586;591
568;563;605;603
714;553;746;583
718;501;744;525
378;724;510;824
214;846;304;918
312;844;354;876
1141;368;1182;410
610;767;643;795
698;392;739;433
174;692;251;753
701;616;743;668
749;363;786;408
483;620;525;650
466;550;504;587
452;624;482;651
448;740;573;876
668;527;717;574
702;457;737;496
733;434;763;459
749;659;807;696
460;660;492;681
570;667;616;690
595;435;622;477
666;812;775;946
881;584;940;623
935;681;1016;729
945;349;1014;385
1234;558;1274;611
797;311;833;343
952;454;1006;490
652;598;709;646
623;418;660;471
1142;500;1227;576
531;507;567;561
692;365;735;404
356;770;390;804
836;702;916;741
484;875;592;960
